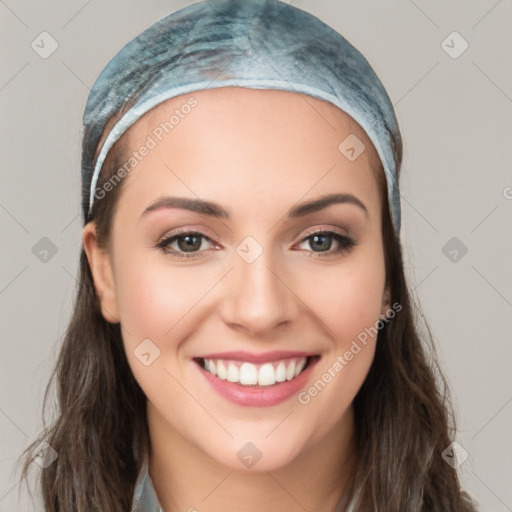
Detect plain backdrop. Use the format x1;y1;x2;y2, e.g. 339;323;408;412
1;1;511;510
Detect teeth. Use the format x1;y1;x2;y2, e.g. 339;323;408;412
294;358;306;377
200;357;309;386
207;359;217;376
239;362;258;385
226;363;239;383
286;360;296;380
258;363;276;386
275;361;286;383
216;360;227;380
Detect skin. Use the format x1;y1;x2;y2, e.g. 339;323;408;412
83;87;391;512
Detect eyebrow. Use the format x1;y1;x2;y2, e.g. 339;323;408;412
140;193;368;220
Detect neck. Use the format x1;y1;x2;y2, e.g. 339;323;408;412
147;402;357;512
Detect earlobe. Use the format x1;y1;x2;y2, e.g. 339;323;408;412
380;286;391;320
82;223;120;323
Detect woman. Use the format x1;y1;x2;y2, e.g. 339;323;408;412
18;0;479;510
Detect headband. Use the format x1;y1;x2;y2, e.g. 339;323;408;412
82;0;402;234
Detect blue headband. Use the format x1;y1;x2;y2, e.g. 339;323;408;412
82;0;402;234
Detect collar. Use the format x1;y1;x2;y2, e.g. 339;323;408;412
131;458;163;512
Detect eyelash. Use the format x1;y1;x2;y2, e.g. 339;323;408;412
155;229;357;260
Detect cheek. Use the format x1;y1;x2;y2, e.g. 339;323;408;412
296;264;383;435
114;256;213;395
292;249;385;410
113;252;219;348
293;254;385;346
116;271;172;337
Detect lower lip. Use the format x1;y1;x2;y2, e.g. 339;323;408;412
195;357;320;407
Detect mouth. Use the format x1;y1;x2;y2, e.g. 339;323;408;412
193;354;320;387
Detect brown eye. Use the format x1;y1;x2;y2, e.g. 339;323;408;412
156;232;214;259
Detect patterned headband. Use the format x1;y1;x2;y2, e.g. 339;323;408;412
82;0;402;234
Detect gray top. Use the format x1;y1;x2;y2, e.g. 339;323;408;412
131;458;359;511
131;458;163;512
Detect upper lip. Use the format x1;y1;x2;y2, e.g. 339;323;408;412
194;350;318;364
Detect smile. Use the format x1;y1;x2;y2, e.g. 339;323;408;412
193;353;321;407
199;356;308;386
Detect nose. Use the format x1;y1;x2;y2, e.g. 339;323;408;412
219;247;299;337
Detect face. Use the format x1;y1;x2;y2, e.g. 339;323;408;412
84;87;390;472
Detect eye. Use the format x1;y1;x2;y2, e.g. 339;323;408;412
156;231;216;260
156;229;356;260
295;230;356;257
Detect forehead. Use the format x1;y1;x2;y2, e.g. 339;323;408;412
113;87;382;220
128;86;375;150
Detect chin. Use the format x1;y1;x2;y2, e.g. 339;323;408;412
203;434;306;473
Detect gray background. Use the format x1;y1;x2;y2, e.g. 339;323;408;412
1;0;511;510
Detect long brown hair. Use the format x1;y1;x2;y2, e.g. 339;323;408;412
16;109;479;511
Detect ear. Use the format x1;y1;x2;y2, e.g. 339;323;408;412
82;223;120;323
379;285;391;320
